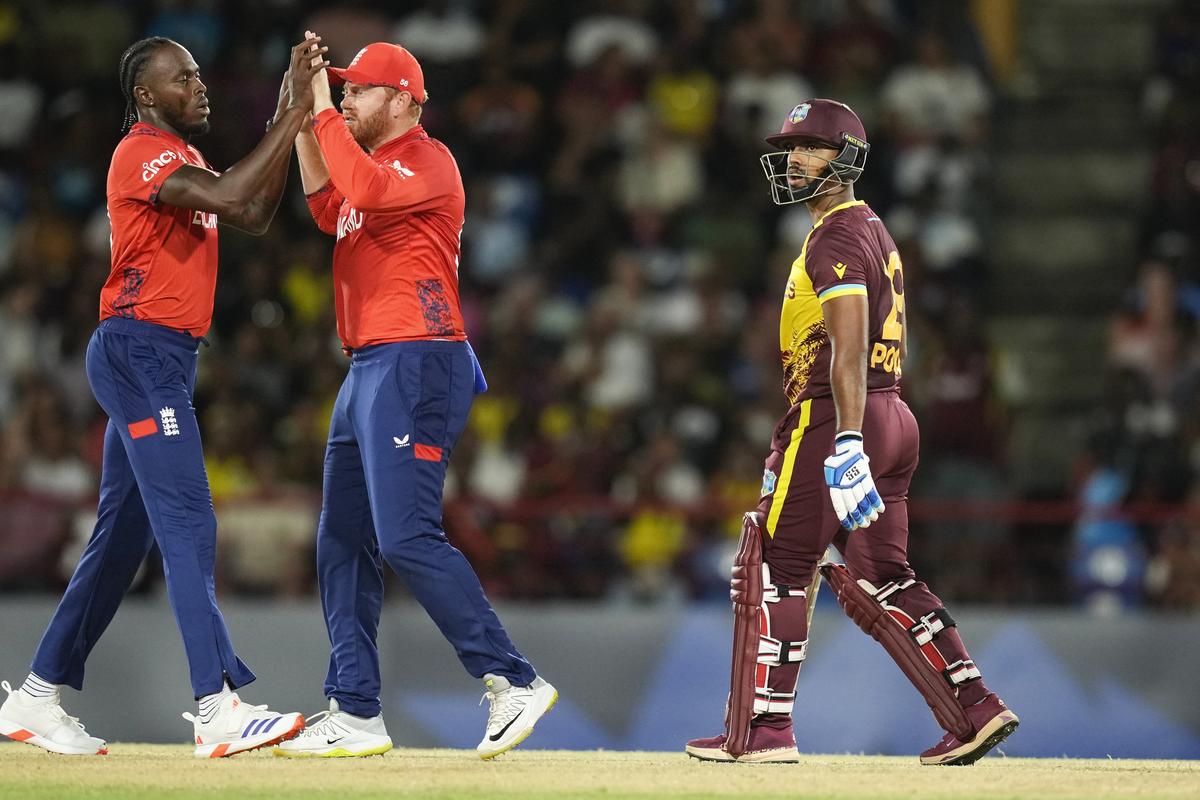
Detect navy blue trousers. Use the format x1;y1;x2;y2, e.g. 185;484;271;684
318;340;535;717
31;318;254;698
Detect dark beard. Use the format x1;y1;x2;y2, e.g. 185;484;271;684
183;119;211;137
162;106;210;139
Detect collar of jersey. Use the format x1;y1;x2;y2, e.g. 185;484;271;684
371;124;426;160
129;121;188;148
814;199;865;230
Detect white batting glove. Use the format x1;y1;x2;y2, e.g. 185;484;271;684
823;431;885;531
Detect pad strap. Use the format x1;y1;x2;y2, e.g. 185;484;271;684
909;608;956;647
945;659;982;686
753;687;796;714
758;636;808;667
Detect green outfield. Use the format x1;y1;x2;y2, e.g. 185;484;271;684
1;744;1197;800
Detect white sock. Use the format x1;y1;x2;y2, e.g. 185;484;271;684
20;673;57;700
197;682;233;723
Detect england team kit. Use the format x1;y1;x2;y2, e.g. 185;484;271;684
32;122;254;699
305;108;535;719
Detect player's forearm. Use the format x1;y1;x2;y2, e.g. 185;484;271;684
215;106;309;233
824;294;869;432
295;126;331;195
830;349;867;433
313;109;439;211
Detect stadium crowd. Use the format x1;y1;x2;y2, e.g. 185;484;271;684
0;0;1194;609
1081;0;1200;612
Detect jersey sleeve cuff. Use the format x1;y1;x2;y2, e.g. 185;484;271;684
313;108;341;131
305;180;334;199
817;283;868;303
146;158;190;205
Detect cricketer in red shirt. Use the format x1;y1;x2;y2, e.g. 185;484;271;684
284;39;555;762
102;122;219;335
9;36;330;755
305;96;465;348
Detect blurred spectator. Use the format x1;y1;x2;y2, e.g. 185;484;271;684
565;0;658;69
393;0;485;65
880;29;990;147
725;45;815;144
559;296;653;413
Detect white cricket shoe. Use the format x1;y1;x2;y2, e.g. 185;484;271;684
273;698;392;758
476;674;557;759
181;691;304;758
0;680;107;755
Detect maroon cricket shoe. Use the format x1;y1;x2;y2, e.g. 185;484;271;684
685;724;800;764
919;693;1019;766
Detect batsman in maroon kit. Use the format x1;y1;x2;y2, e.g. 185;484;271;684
685;100;1019;765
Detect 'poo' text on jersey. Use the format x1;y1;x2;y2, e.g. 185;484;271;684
306;111;467;349
779;200;905;403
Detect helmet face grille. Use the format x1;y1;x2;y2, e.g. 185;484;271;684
759;135;869;206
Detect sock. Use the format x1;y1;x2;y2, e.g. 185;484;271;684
197;681;233;724
20;673;57;700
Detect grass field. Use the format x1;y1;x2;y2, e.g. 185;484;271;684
2;744;1198;800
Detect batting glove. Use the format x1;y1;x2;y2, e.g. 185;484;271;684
823;431;885;531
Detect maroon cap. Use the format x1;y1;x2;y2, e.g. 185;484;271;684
765;99;867;150
328;43;427;103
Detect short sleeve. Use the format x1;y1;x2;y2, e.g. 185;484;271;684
805;228;868;305
110;133;191;205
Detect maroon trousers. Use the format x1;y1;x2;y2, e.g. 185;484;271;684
752;390;988;728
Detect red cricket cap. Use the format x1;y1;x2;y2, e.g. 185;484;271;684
328;43;427;103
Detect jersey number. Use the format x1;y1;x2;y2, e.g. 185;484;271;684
881;250;905;341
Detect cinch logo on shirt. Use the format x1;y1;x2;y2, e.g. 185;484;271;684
141;150;180;182
337;208;365;240
192;210;217;229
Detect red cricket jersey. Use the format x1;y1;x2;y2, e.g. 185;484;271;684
307;109;466;349
100;122;219;336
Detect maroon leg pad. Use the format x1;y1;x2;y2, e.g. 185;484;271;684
872;578;989;708
820;562;973;741
724;512;765;758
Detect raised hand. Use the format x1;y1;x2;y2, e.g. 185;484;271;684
287;33;329;113
304;29;334;114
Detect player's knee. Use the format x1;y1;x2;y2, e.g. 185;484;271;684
844;556;916;588
377;528;449;571
762;548;819;588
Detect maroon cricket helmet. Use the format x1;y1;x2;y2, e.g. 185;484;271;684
760;99;870;205
765;98;868;151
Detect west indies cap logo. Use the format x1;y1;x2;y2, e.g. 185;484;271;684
789;103;811;124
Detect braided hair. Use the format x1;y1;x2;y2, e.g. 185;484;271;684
118;37;174;132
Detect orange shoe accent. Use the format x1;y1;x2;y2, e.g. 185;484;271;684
210;743;230;758
8;729;34;742
260;716;306;750
97;746;108;755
